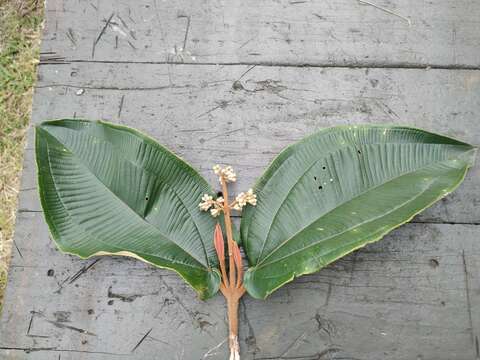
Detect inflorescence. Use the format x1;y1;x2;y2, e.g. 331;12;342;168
199;165;257;217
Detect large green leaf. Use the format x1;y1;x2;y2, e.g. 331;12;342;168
242;125;476;299
36;119;221;299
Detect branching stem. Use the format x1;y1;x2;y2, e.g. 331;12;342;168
217;177;245;360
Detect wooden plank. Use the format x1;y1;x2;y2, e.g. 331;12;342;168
28;63;480;223
41;0;480;67
1;62;479;359
1;209;479;359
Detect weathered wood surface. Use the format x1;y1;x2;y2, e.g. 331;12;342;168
2;214;480;359
42;0;480;67
28;63;480;223
1;0;480;359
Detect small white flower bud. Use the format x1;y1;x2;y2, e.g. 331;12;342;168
199;194;214;211
245;188;257;206
213;164;222;175
210;207;221;217
214;165;237;183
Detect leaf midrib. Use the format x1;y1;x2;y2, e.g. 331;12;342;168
255;177;436;270
43;129;207;269
254;141;387;263
79;125;213;267
254;146;465;267
256;156;321;261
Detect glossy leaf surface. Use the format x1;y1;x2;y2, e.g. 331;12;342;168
241;125;476;299
36;119;221;299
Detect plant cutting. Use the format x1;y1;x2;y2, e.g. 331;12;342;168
35;120;476;359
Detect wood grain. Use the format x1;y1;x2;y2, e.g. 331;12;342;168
41;0;480;67
29;63;480;223
1;214;479;359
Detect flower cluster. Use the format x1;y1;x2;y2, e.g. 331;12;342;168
213;164;236;183
233;189;257;210
199;194;224;217
199;165;257;218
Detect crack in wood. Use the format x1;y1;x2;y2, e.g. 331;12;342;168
68;259;101;285
278;329;309;358
17;209;42;213
38;59;480;71
314;313;336;338
39;52;67;65
159;278;196;320
26;312;34;335
107;285;151;302
127;40;136;50
117;94;125;119
196;100;231;119
240;298;258;355
0;347;128;356
92;13;115;59
0;346;57;353
66;28;76;46
26;310;96;337
12;239;23;260
20;187;36;191
46;320;96;336
26;334;50;339
36;84;192;91
473;335;480;360
55;259;101;293
180;15;191;51
357;0;411;26
26;312;51;338
324;282;332;307
131;328;153;353
238;65;256;80
462;250;475;346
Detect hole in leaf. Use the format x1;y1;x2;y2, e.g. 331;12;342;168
47;269;54;277
314;176;317;181
145;196;149;201
357;149;362;154
322;166;326;170
318;185;323;190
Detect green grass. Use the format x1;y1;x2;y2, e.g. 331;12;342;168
0;0;43;307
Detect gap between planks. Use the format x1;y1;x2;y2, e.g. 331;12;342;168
38;59;480;71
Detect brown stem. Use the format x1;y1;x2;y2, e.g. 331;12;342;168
227;294;240;360
221;178;236;286
217;176;245;359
